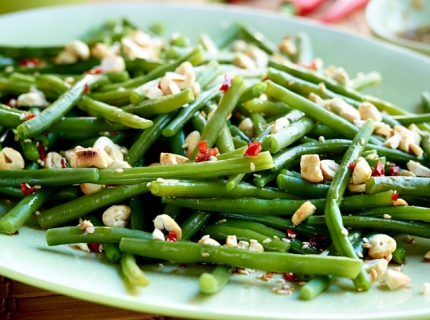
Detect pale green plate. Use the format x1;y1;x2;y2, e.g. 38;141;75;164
1;3;430;320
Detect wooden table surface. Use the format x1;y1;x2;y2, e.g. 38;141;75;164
1;1;371;319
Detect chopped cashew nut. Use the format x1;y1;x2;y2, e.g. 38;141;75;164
348;183;366;193
358;102;382;122
271;117;290;134
71;243;90;252
191;82;201;98
198;236;221;246
231;40;247;52
351;157;372;185
78;219;95;234
152;228;165;241
278;38;297;56
392;198;408;206
424;251;430;261
292;201;316;225
245;45;268;68
238;117;255;138
300;154;324;183
232;52;256;69
55;50;77;64
406;161;430;177
143;86;164;99
0;148;25;170
384;132;401;149
93;136;124;161
226;235;238;247
153;214;182;240
410;143;423;157
121;37;154;60
238;240;250;250
62;149;74;162
320;160;339;180
160;152;189;165
107;159;132;169
102;205;131;228
249;241;264;252
184;131;200;158
17;88;48;107
379;269;411;290
324;66;350;84
324;98;360;123
91;43;115;59
374;122;393;139
100;56;126;73
65;40;90;60
363;259;388;282
160;77;181;95
43;152;64;169
80;183;105;195
70;147;113;168
368;234;397;261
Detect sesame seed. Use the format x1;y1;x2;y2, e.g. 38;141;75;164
318;136;325;142
115;168;124;173
156;178;165;183
362;243;371;248
287;80;294;86
281;238;290;243
362;237;369;243
250;162;256;171
250;239;258;243
34;210;41;216
360;138;365;146
341;228;349;236
356;251;363;258
159;263;164;267
262;238;272;244
202;252;210;257
273;235;279;240
146;182;152;187
253;174;261;178
23;139;32;143
383;214;391;219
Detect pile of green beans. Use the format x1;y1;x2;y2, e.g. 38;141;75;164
1;18;430;303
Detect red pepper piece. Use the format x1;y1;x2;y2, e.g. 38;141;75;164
244;142;262;157
392;191;399;201
285;0;326;16
20;183;38;196
349;162;356;171
61;158;68;168
198;140;208;154
88;243;101;252
84;83;90;94
20;58;45;68
309;235;328;250
371;160;385;177
389;166;400;176
7;99;17;108
219;74;232;93
167;230;177;242
284;272;297;282
90;67;103;74
25;113;36;120
37;143;46;161
195;140;220;162
286;229;297;239
319;0;369;23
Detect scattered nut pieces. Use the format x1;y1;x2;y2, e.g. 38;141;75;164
153;214;182;240
368;234;396;261
0;148;25;170
320;159;339;180
160;152;189;165
351;157;372;185
102;205;131;228
70;147;113;169
300;154;324;183
291;201;316;226
379;269;411;290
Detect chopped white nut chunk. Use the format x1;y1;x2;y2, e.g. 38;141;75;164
374;122;393;139
100;55;126;73
270;117;290;134
278;38;297;56
351;157;372;184
245;45;268;69
300;154;324;183
292;201;316;225
0;148;25;170
91;43;115;59
384;131;401;149
198;236;221;246
226;235;238;247
143;86;164;99
249;241;264;252
43;152;64;169
71;243;90;252
232;52;256;70
348;183;366;193
324;98;360;123
184;131;200;158
55;50;78;64
160;77;181;95
358;102;382;122
93;137;123;161
363;259;388;282
368;234;396;261
80;183;105;195
78;219;95;234
121;37;154;60
153;214;182;240
320;159;339;180
238;240;250;250
406;160;430;177
392;198;408;206
231;39;247;52
191;82;201;99
102;205;131;228
410;143;423;157
379;269;410;290
238;117;255;138
65;40;90;60
152;228;165;241
160;152;189;165
17;90;48;107
70;147;113;168
424;251;430;261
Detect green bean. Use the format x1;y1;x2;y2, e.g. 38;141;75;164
365;176;430;197
38;183;150;229
238;82;267;104
9;72;36;83
49;187;82;202
162;86;220;137
122;88;194;118
309;124;342;140
168;128;186;156
229;125;252;143
199;33;218;54
243;99;292;117
18;139;40;162
99;46;204;92
47;117;129;133
392;247;406;265
422;91;430;113
202;224;290;252
300;275;335;301
25;162;40;171
16;75;108;139
218;219;285;239
262;116;315;153
190;75;246;160
308;215;430;239
253;169;281;188
349;72;382;91
0;168;98;187
125;112;177;166
102;151;274;184
88;89;133;106
0;187;25;198
161;191;394;215
295;32;313;65
78;96;153;129
354;206;430;222
391;113;430;125
265;81;380;145
46;225;153;246
105;71;130;83
238;23;277;55
130;196;146;231
181;211;212;241
226;174;245;191
0;77;32;95
121;252;150;287
119;238;363;279
277;173;329;198
249;112;267;137
199;265;233;295
214;23;241;49
124;58;163;74
148;179;300;199
0;187;56;234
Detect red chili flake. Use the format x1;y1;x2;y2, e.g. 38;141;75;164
167;230;177;242
371;160;385;177
286;229;297;239
262;77;270;82
84;83;90;94
198;140;207;154
195;140;219;162
244;142;262;157
25;113;36;120
219;74;232;93
88;243;101;252
392;191;399;201
390;166;400;176
179;263;188;268
20;58;45;68
90;67;103;74
37;143;46;161
306;61;319;70
7;99;17;108
309;235;328;250
60;158;68;168
20;183;38;196
284;272;297;282
349;162;356;171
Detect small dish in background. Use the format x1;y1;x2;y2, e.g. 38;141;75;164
366;0;430;56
